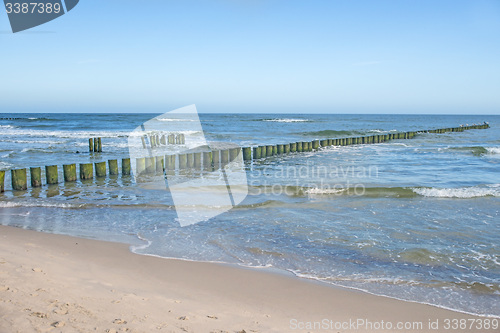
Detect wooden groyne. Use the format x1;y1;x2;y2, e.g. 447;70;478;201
89;137;102;153
0;123;489;192
141;133;185;149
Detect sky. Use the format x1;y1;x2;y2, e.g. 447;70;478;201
1;0;500;114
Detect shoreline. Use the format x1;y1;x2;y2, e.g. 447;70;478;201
0;225;495;332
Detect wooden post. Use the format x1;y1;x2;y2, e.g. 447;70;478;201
95;162;106;178
80;163;93;180
253;147;261;160
212;150;220;168
266;145;273;157
272;145;278;155
312;140;320;150
165;155;175;171
284;143;290;153
98;138;102;152
0;170;4;193
180;134;185;144
141;136;147;149
178;154;187;169
221;150;230;166
305;142;311;151
194;152;202;168
122;158;131;175
168;134;175;144
145;157;155;174
277;145;284;155
155;156;164;174
45;165;58;184
108;160;119;175
63;164;77;182
30;167;42;187
187;153;195;168
320;140;328;148
290;143;297;152
11;169;27;191
136;158;146;176
259;146;266;157
243;147;252;160
94;137;99;153
89;138;93;152
203;151;213;168
296;142;303;152
230;148;241;161
160;135;166;145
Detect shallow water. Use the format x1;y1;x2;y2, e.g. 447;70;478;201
1;113;499;316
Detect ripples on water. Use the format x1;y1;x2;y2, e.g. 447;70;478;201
0;113;499;317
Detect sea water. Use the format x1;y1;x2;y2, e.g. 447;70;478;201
0;113;499;317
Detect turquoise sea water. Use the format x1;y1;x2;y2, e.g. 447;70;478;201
0;113;499;317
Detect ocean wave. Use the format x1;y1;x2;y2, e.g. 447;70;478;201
0;128;201;139
305;188;345;195
256;185;500;199
447;146;489;156
299;129;361;137
253;185;419;198
486;147;500;155
412;186;500;198
263;118;310;123
0;125;17;129
0;161;13;169
0;201;84;209
155;118;196;122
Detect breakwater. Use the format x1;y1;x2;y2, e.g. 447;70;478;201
0;123;489;192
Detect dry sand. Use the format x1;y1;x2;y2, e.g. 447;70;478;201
0;225;493;333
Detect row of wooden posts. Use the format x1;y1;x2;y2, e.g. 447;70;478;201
244;124;490;161
89;138;102;153
0;159;131;192
142;133;186;149
0;124;489;192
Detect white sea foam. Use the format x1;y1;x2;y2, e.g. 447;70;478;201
263;118;309;123
0;128;201;139
486;147;500;155
0;161;13;169
0;201;82;208
156;118;196;122
305;188;345;195
412;186;500;198
0;125;16;129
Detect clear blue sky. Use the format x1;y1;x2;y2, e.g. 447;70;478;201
1;0;499;114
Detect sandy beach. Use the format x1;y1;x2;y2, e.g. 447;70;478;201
0;225;494;333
